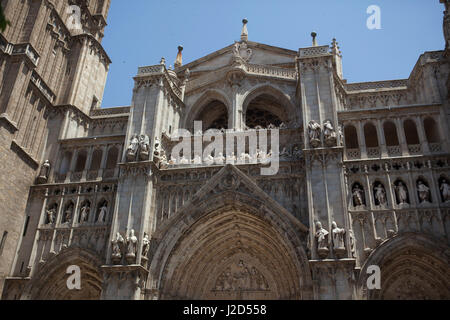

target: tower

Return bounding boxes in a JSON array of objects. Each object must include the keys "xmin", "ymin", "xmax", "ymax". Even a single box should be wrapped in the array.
[{"xmin": 0, "ymin": 0, "xmax": 111, "ymax": 295}]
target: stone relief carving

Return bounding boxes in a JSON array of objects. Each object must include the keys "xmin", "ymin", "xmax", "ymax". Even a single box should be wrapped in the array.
[
  {"xmin": 111, "ymin": 232, "xmax": 124, "ymax": 264},
  {"xmin": 331, "ymin": 221, "xmax": 346, "ymax": 258},
  {"xmin": 213, "ymin": 260, "xmax": 268, "ymax": 292},
  {"xmin": 323, "ymin": 120, "xmax": 337, "ymax": 147},
  {"xmin": 232, "ymin": 41, "xmax": 253, "ymax": 64},
  {"xmin": 37, "ymin": 160, "xmax": 51, "ymax": 184},
  {"xmin": 315, "ymin": 221, "xmax": 329, "ymax": 259},
  {"xmin": 308, "ymin": 120, "xmax": 321, "ymax": 148}
]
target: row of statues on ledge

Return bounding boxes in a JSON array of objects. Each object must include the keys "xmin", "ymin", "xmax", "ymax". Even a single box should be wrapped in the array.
[
  {"xmin": 126, "ymin": 134, "xmax": 150, "ymax": 162},
  {"xmin": 315, "ymin": 221, "xmax": 348, "ymax": 259},
  {"xmin": 45, "ymin": 201, "xmax": 108, "ymax": 225},
  {"xmin": 308, "ymin": 120, "xmax": 343, "ymax": 148},
  {"xmin": 351, "ymin": 178, "xmax": 450, "ymax": 209},
  {"xmin": 111, "ymin": 230, "xmax": 150, "ymax": 265}
]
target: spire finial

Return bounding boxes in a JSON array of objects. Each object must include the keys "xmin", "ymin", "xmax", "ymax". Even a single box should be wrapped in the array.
[
  {"xmin": 174, "ymin": 45, "xmax": 183, "ymax": 68},
  {"xmin": 160, "ymin": 57, "xmax": 166, "ymax": 65},
  {"xmin": 241, "ymin": 19, "xmax": 248, "ymax": 42},
  {"xmin": 311, "ymin": 32, "xmax": 318, "ymax": 47},
  {"xmin": 331, "ymin": 38, "xmax": 341, "ymax": 55}
]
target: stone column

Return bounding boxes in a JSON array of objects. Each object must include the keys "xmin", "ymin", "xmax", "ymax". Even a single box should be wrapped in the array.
[
  {"xmin": 395, "ymin": 118, "xmax": 409, "ymax": 156},
  {"xmin": 414, "ymin": 116, "xmax": 431, "ymax": 155},
  {"xmin": 356, "ymin": 122, "xmax": 367, "ymax": 159},
  {"xmin": 377, "ymin": 119, "xmax": 388, "ymax": 158}
]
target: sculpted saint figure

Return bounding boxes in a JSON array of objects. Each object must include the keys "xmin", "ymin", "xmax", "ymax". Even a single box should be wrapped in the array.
[
  {"xmin": 127, "ymin": 134, "xmax": 139, "ymax": 160},
  {"xmin": 142, "ymin": 233, "xmax": 150, "ymax": 257},
  {"xmin": 417, "ymin": 181, "xmax": 430, "ymax": 203},
  {"xmin": 441, "ymin": 179, "xmax": 450, "ymax": 202},
  {"xmin": 352, "ymin": 185, "xmax": 365, "ymax": 207},
  {"xmin": 395, "ymin": 182, "xmax": 408, "ymax": 205},
  {"xmin": 331, "ymin": 221, "xmax": 346, "ymax": 251},
  {"xmin": 97, "ymin": 203, "xmax": 108, "ymax": 223},
  {"xmin": 111, "ymin": 232, "xmax": 124, "ymax": 262},
  {"xmin": 64, "ymin": 204, "xmax": 74, "ymax": 224},
  {"xmin": 374, "ymin": 184, "xmax": 387, "ymax": 206},
  {"xmin": 38, "ymin": 160, "xmax": 51, "ymax": 183},
  {"xmin": 315, "ymin": 221, "xmax": 329, "ymax": 250},
  {"xmin": 126, "ymin": 229, "xmax": 138, "ymax": 257},
  {"xmin": 139, "ymin": 134, "xmax": 150, "ymax": 160},
  {"xmin": 79, "ymin": 203, "xmax": 90, "ymax": 223},
  {"xmin": 323, "ymin": 120, "xmax": 337, "ymax": 146},
  {"xmin": 46, "ymin": 207, "xmax": 56, "ymax": 225},
  {"xmin": 308, "ymin": 120, "xmax": 321, "ymax": 148}
]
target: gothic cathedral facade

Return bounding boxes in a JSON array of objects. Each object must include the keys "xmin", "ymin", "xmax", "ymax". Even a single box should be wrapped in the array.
[{"xmin": 0, "ymin": 0, "xmax": 449, "ymax": 300}]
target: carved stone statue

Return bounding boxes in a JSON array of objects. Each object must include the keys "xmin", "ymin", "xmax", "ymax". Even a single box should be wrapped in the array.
[
  {"xmin": 352, "ymin": 185, "xmax": 365, "ymax": 207},
  {"xmin": 142, "ymin": 233, "xmax": 150, "ymax": 258},
  {"xmin": 395, "ymin": 182, "xmax": 409, "ymax": 205},
  {"xmin": 417, "ymin": 181, "xmax": 430, "ymax": 203},
  {"xmin": 315, "ymin": 221, "xmax": 329, "ymax": 259},
  {"xmin": 153, "ymin": 138, "xmax": 162, "ymax": 164},
  {"xmin": 97, "ymin": 203, "xmax": 108, "ymax": 223},
  {"xmin": 323, "ymin": 120, "xmax": 337, "ymax": 147},
  {"xmin": 111, "ymin": 232, "xmax": 124, "ymax": 264},
  {"xmin": 79, "ymin": 203, "xmax": 90, "ymax": 223},
  {"xmin": 37, "ymin": 160, "xmax": 51, "ymax": 184},
  {"xmin": 126, "ymin": 229, "xmax": 138, "ymax": 263},
  {"xmin": 348, "ymin": 229, "xmax": 356, "ymax": 258},
  {"xmin": 331, "ymin": 221, "xmax": 346, "ymax": 258},
  {"xmin": 374, "ymin": 184, "xmax": 387, "ymax": 206},
  {"xmin": 127, "ymin": 134, "xmax": 139, "ymax": 161},
  {"xmin": 64, "ymin": 204, "xmax": 74, "ymax": 224},
  {"xmin": 308, "ymin": 120, "xmax": 321, "ymax": 148},
  {"xmin": 160, "ymin": 154, "xmax": 169, "ymax": 169},
  {"xmin": 441, "ymin": 179, "xmax": 450, "ymax": 202},
  {"xmin": 46, "ymin": 206, "xmax": 56, "ymax": 225},
  {"xmin": 139, "ymin": 134, "xmax": 150, "ymax": 160},
  {"xmin": 337, "ymin": 124, "xmax": 344, "ymax": 146}
]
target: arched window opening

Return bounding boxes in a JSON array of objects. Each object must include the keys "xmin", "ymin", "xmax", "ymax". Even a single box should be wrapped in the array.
[
  {"xmin": 423, "ymin": 118, "xmax": 440, "ymax": 143},
  {"xmin": 404, "ymin": 120, "xmax": 420, "ymax": 145},
  {"xmin": 245, "ymin": 94, "xmax": 287, "ymax": 129},
  {"xmin": 383, "ymin": 121, "xmax": 399, "ymax": 146},
  {"xmin": 364, "ymin": 123, "xmax": 379, "ymax": 148},
  {"xmin": 90, "ymin": 149, "xmax": 103, "ymax": 171},
  {"xmin": 106, "ymin": 147, "xmax": 119, "ymax": 169},
  {"xmin": 194, "ymin": 100, "xmax": 228, "ymax": 131},
  {"xmin": 344, "ymin": 125, "xmax": 359, "ymax": 148},
  {"xmin": 74, "ymin": 150, "xmax": 88, "ymax": 172}
]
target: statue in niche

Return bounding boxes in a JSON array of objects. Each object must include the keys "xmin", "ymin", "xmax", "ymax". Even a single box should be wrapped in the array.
[
  {"xmin": 331, "ymin": 221, "xmax": 346, "ymax": 258},
  {"xmin": 37, "ymin": 160, "xmax": 51, "ymax": 184},
  {"xmin": 111, "ymin": 232, "xmax": 124, "ymax": 264},
  {"xmin": 126, "ymin": 229, "xmax": 138, "ymax": 263},
  {"xmin": 348, "ymin": 229, "xmax": 356, "ymax": 258},
  {"xmin": 352, "ymin": 184, "xmax": 365, "ymax": 207},
  {"xmin": 323, "ymin": 120, "xmax": 337, "ymax": 147},
  {"xmin": 395, "ymin": 182, "xmax": 409, "ymax": 205},
  {"xmin": 374, "ymin": 183, "xmax": 387, "ymax": 206},
  {"xmin": 97, "ymin": 202, "xmax": 108, "ymax": 223},
  {"xmin": 315, "ymin": 221, "xmax": 329, "ymax": 259},
  {"xmin": 64, "ymin": 204, "xmax": 74, "ymax": 224},
  {"xmin": 441, "ymin": 179, "xmax": 450, "ymax": 202},
  {"xmin": 308, "ymin": 120, "xmax": 321, "ymax": 148},
  {"xmin": 79, "ymin": 202, "xmax": 90, "ymax": 223},
  {"xmin": 153, "ymin": 138, "xmax": 162, "ymax": 164},
  {"xmin": 126, "ymin": 134, "xmax": 139, "ymax": 161},
  {"xmin": 417, "ymin": 181, "xmax": 431, "ymax": 203},
  {"xmin": 46, "ymin": 205, "xmax": 57, "ymax": 225},
  {"xmin": 142, "ymin": 233, "xmax": 150, "ymax": 258},
  {"xmin": 139, "ymin": 134, "xmax": 150, "ymax": 160},
  {"xmin": 337, "ymin": 124, "xmax": 344, "ymax": 146}
]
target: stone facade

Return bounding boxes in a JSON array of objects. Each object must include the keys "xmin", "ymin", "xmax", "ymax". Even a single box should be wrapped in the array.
[{"xmin": 0, "ymin": 1, "xmax": 449, "ymax": 300}]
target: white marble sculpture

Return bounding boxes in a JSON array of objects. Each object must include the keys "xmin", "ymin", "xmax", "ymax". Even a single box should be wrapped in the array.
[
  {"xmin": 308, "ymin": 120, "xmax": 321, "ymax": 148},
  {"xmin": 417, "ymin": 181, "xmax": 430, "ymax": 203},
  {"xmin": 315, "ymin": 221, "xmax": 329, "ymax": 259},
  {"xmin": 331, "ymin": 221, "xmax": 346, "ymax": 258},
  {"xmin": 127, "ymin": 134, "xmax": 139, "ymax": 161},
  {"xmin": 352, "ymin": 185, "xmax": 365, "ymax": 207},
  {"xmin": 142, "ymin": 233, "xmax": 150, "ymax": 258},
  {"xmin": 46, "ymin": 207, "xmax": 56, "ymax": 225},
  {"xmin": 323, "ymin": 120, "xmax": 337, "ymax": 147},
  {"xmin": 374, "ymin": 184, "xmax": 387, "ymax": 206},
  {"xmin": 97, "ymin": 203, "xmax": 108, "ymax": 223},
  {"xmin": 111, "ymin": 232, "xmax": 124, "ymax": 263},
  {"xmin": 80, "ymin": 203, "xmax": 90, "ymax": 223},
  {"xmin": 126, "ymin": 229, "xmax": 138, "ymax": 263},
  {"xmin": 395, "ymin": 182, "xmax": 409, "ymax": 205}
]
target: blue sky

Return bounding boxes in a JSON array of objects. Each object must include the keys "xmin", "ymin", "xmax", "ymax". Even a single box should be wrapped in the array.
[{"xmin": 100, "ymin": 0, "xmax": 445, "ymax": 108}]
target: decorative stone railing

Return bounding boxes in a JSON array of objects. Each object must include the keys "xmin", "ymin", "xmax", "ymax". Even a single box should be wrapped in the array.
[
  {"xmin": 138, "ymin": 65, "xmax": 165, "ymax": 75},
  {"xmin": 299, "ymin": 45, "xmax": 330, "ymax": 58},
  {"xmin": 30, "ymin": 70, "xmax": 56, "ymax": 103},
  {"xmin": 12, "ymin": 43, "xmax": 40, "ymax": 66},
  {"xmin": 346, "ymin": 149, "xmax": 361, "ymax": 160},
  {"xmin": 387, "ymin": 146, "xmax": 402, "ymax": 157},
  {"xmin": 367, "ymin": 147, "xmax": 381, "ymax": 158},
  {"xmin": 245, "ymin": 63, "xmax": 297, "ymax": 80},
  {"xmin": 345, "ymin": 80, "xmax": 408, "ymax": 92},
  {"xmin": 429, "ymin": 143, "xmax": 443, "ymax": 153},
  {"xmin": 408, "ymin": 144, "xmax": 422, "ymax": 155},
  {"xmin": 90, "ymin": 106, "xmax": 130, "ymax": 117}
]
